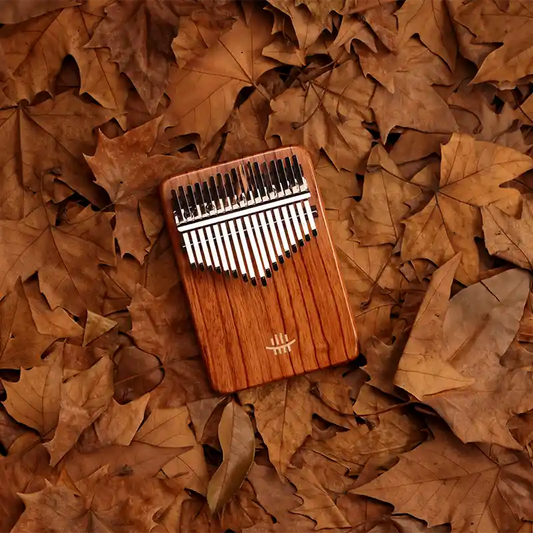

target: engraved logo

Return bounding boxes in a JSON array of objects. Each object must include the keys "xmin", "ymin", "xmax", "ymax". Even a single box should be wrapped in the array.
[{"xmin": 266, "ymin": 333, "xmax": 296, "ymax": 355}]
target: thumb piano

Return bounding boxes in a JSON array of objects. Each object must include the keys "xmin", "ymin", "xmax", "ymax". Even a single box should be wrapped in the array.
[{"xmin": 160, "ymin": 146, "xmax": 358, "ymax": 393}]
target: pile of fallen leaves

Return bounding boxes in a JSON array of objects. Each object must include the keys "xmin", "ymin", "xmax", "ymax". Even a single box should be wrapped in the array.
[{"xmin": 3, "ymin": 0, "xmax": 533, "ymax": 531}]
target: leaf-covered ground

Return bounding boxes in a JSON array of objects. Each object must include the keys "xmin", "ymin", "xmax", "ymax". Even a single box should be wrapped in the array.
[{"xmin": 2, "ymin": 0, "xmax": 533, "ymax": 531}]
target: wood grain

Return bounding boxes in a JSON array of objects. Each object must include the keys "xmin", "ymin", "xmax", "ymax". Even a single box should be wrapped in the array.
[{"xmin": 160, "ymin": 146, "xmax": 358, "ymax": 393}]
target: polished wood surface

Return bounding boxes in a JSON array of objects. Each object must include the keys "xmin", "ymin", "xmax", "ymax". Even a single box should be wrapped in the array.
[{"xmin": 160, "ymin": 146, "xmax": 358, "ymax": 393}]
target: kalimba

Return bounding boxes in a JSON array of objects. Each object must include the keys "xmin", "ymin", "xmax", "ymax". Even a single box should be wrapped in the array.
[{"xmin": 160, "ymin": 146, "xmax": 358, "ymax": 393}]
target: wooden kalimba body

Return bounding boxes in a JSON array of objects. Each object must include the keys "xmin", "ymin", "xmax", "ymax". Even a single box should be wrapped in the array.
[{"xmin": 160, "ymin": 146, "xmax": 358, "ymax": 393}]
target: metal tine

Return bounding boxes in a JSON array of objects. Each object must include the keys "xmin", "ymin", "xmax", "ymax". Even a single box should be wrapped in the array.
[
  {"xmin": 285, "ymin": 157, "xmax": 310, "ymax": 241},
  {"xmin": 237, "ymin": 166, "xmax": 268, "ymax": 284},
  {"xmin": 261, "ymin": 161, "xmax": 285, "ymax": 265},
  {"xmin": 201, "ymin": 180, "xmax": 222, "ymax": 274},
  {"xmin": 192, "ymin": 184, "xmax": 213, "ymax": 270},
  {"xmin": 213, "ymin": 174, "xmax": 238, "ymax": 278},
  {"xmin": 243, "ymin": 164, "xmax": 272, "ymax": 279},
  {"xmin": 185, "ymin": 185, "xmax": 205, "ymax": 270},
  {"xmin": 274, "ymin": 160, "xmax": 299, "ymax": 253},
  {"xmin": 292, "ymin": 155, "xmax": 317, "ymax": 236},
  {"xmin": 283, "ymin": 158, "xmax": 306, "ymax": 247},
  {"xmin": 269, "ymin": 160, "xmax": 292, "ymax": 258},
  {"xmin": 225, "ymin": 172, "xmax": 253, "ymax": 283},
  {"xmin": 208, "ymin": 176, "xmax": 232, "ymax": 276},
  {"xmin": 253, "ymin": 161, "xmax": 279, "ymax": 272},
  {"xmin": 177, "ymin": 186, "xmax": 190, "ymax": 220},
  {"xmin": 173, "ymin": 189, "xmax": 196, "ymax": 269}
]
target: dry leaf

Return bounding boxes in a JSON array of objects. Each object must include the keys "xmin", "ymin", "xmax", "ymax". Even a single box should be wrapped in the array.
[
  {"xmin": 398, "ymin": 267, "xmax": 533, "ymax": 449},
  {"xmin": 44, "ymin": 356, "xmax": 114, "ymax": 465},
  {"xmin": 401, "ymin": 133, "xmax": 533, "ymax": 284},
  {"xmin": 23, "ymin": 279, "xmax": 83, "ymax": 338},
  {"xmin": 394, "ymin": 254, "xmax": 476, "ymax": 399},
  {"xmin": 0, "ymin": 0, "xmax": 79, "ymax": 24},
  {"xmin": 350, "ymin": 145, "xmax": 421, "ymax": 246},
  {"xmin": 286, "ymin": 466, "xmax": 350, "ymax": 529},
  {"xmin": 164, "ymin": 3, "xmax": 277, "ymax": 152},
  {"xmin": 86, "ymin": 118, "xmax": 199, "ymax": 262},
  {"xmin": 355, "ymin": 423, "xmax": 533, "ymax": 532},
  {"xmin": 239, "ymin": 376, "xmax": 312, "ymax": 477},
  {"xmin": 396, "ymin": 0, "xmax": 457, "ymax": 70},
  {"xmin": 309, "ymin": 385, "xmax": 423, "ymax": 475},
  {"xmin": 267, "ymin": 59, "xmax": 374, "ymax": 172},
  {"xmin": 314, "ymin": 155, "xmax": 359, "ymax": 211},
  {"xmin": 2, "ymin": 345, "xmax": 63, "ymax": 437},
  {"xmin": 128, "ymin": 283, "xmax": 199, "ymax": 364},
  {"xmin": 0, "ymin": 279, "xmax": 56, "ymax": 369},
  {"xmin": 171, "ymin": 2, "xmax": 237, "ymax": 68},
  {"xmin": 83, "ymin": 310, "xmax": 117, "ymax": 346},
  {"xmin": 482, "ymin": 196, "xmax": 533, "ymax": 269},
  {"xmin": 94, "ymin": 394, "xmax": 149, "ymax": 446},
  {"xmin": 207, "ymin": 400, "xmax": 255, "ymax": 513},
  {"xmin": 134, "ymin": 405, "xmax": 209, "ymax": 495},
  {"xmin": 0, "ymin": 4, "xmax": 128, "ymax": 117},
  {"xmin": 86, "ymin": 0, "xmax": 182, "ymax": 114},
  {"xmin": 0, "ymin": 442, "xmax": 54, "ymax": 532}
]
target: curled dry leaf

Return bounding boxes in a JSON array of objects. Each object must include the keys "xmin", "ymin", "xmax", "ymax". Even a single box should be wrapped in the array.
[
  {"xmin": 207, "ymin": 400, "xmax": 255, "ymax": 514},
  {"xmin": 44, "ymin": 356, "xmax": 114, "ymax": 466},
  {"xmin": 355, "ymin": 423, "xmax": 533, "ymax": 533},
  {"xmin": 239, "ymin": 376, "xmax": 312, "ymax": 477},
  {"xmin": 134, "ymin": 405, "xmax": 209, "ymax": 495},
  {"xmin": 401, "ymin": 133, "xmax": 533, "ymax": 284}
]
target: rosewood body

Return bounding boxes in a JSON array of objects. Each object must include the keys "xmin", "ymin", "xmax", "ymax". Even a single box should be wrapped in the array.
[{"xmin": 160, "ymin": 146, "xmax": 358, "ymax": 393}]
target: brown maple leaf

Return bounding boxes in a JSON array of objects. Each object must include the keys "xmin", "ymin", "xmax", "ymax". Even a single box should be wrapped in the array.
[
  {"xmin": 0, "ymin": 203, "xmax": 115, "ymax": 316},
  {"xmin": 171, "ymin": 1, "xmax": 237, "ymax": 68},
  {"xmin": 13, "ymin": 465, "xmax": 182, "ymax": 533},
  {"xmin": 0, "ymin": 91, "xmax": 116, "ymax": 218},
  {"xmin": 163, "ymin": 3, "xmax": 277, "ymax": 153},
  {"xmin": 308, "ymin": 385, "xmax": 424, "ymax": 475},
  {"xmin": 0, "ymin": 440, "xmax": 54, "ymax": 532},
  {"xmin": 286, "ymin": 466, "xmax": 351, "ymax": 529},
  {"xmin": 0, "ymin": 0, "xmax": 79, "ymax": 23},
  {"xmin": 482, "ymin": 195, "xmax": 533, "ymax": 270},
  {"xmin": 239, "ymin": 376, "xmax": 312, "ymax": 478},
  {"xmin": 350, "ymin": 144, "xmax": 421, "ymax": 246},
  {"xmin": 355, "ymin": 423, "xmax": 533, "ymax": 532},
  {"xmin": 356, "ymin": 38, "xmax": 457, "ymax": 142},
  {"xmin": 455, "ymin": 0, "xmax": 533, "ymax": 88},
  {"xmin": 44, "ymin": 356, "xmax": 114, "ymax": 466},
  {"xmin": 396, "ymin": 263, "xmax": 533, "ymax": 449},
  {"xmin": 0, "ymin": 4, "xmax": 127, "ymax": 118},
  {"xmin": 86, "ymin": 117, "xmax": 199, "ymax": 262},
  {"xmin": 396, "ymin": 0, "xmax": 457, "ymax": 71},
  {"xmin": 86, "ymin": 0, "xmax": 184, "ymax": 114},
  {"xmin": 401, "ymin": 133, "xmax": 533, "ymax": 285},
  {"xmin": 134, "ymin": 405, "xmax": 209, "ymax": 495},
  {"xmin": 267, "ymin": 59, "xmax": 374, "ymax": 173}
]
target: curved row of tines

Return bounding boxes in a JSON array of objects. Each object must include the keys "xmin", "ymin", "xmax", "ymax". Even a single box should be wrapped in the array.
[{"xmin": 176, "ymin": 196, "xmax": 318, "ymax": 286}]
